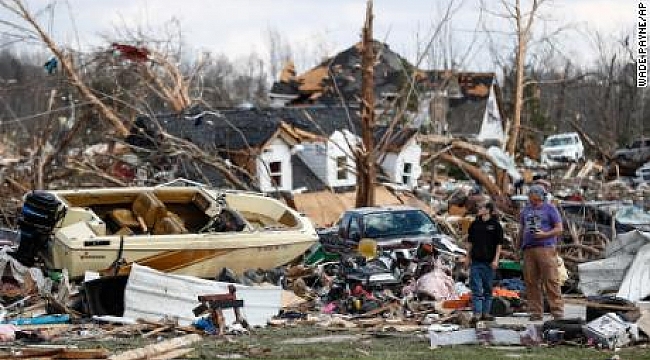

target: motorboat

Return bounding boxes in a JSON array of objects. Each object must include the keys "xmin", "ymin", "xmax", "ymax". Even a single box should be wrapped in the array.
[{"xmin": 14, "ymin": 181, "xmax": 318, "ymax": 278}]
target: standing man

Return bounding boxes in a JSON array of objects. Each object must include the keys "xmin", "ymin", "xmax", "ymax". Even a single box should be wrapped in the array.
[
  {"xmin": 465, "ymin": 202, "xmax": 504, "ymax": 322},
  {"xmin": 518, "ymin": 185, "xmax": 564, "ymax": 321}
]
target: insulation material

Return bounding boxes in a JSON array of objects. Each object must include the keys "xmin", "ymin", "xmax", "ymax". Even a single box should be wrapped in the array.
[
  {"xmin": 578, "ymin": 255, "xmax": 635, "ymax": 296},
  {"xmin": 123, "ymin": 264, "xmax": 281, "ymax": 327}
]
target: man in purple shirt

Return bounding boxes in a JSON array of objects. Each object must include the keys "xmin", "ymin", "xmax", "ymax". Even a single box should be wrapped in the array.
[{"xmin": 517, "ymin": 185, "xmax": 564, "ymax": 321}]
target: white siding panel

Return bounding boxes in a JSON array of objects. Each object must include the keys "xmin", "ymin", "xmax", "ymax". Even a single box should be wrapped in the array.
[{"xmin": 123, "ymin": 264, "xmax": 282, "ymax": 327}]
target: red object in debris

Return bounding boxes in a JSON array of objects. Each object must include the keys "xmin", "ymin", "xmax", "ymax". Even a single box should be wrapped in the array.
[
  {"xmin": 111, "ymin": 43, "xmax": 150, "ymax": 62},
  {"xmin": 111, "ymin": 161, "xmax": 136, "ymax": 180},
  {"xmin": 351, "ymin": 284, "xmax": 375, "ymax": 299}
]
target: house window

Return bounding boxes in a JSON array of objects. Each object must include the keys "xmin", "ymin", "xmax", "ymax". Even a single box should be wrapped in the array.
[
  {"xmin": 336, "ymin": 156, "xmax": 348, "ymax": 180},
  {"xmin": 269, "ymin": 161, "xmax": 282, "ymax": 186},
  {"xmin": 402, "ymin": 162, "xmax": 413, "ymax": 185}
]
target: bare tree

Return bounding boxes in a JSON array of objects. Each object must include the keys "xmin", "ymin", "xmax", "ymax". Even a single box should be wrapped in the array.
[
  {"xmin": 0, "ymin": 0, "xmax": 265, "ymax": 192},
  {"xmin": 355, "ymin": 0, "xmax": 376, "ymax": 207},
  {"xmin": 482, "ymin": 0, "xmax": 551, "ymax": 155}
]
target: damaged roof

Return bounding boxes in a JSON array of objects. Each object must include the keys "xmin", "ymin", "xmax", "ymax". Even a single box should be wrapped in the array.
[
  {"xmin": 374, "ymin": 125, "xmax": 418, "ymax": 152},
  {"xmin": 129, "ymin": 105, "xmax": 365, "ymax": 152},
  {"xmin": 270, "ymin": 40, "xmax": 412, "ymax": 105},
  {"xmin": 270, "ymin": 39, "xmax": 502, "ymax": 139}
]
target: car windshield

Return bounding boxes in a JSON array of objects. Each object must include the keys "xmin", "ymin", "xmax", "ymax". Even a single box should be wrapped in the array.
[
  {"xmin": 544, "ymin": 137, "xmax": 574, "ymax": 147},
  {"xmin": 363, "ymin": 210, "xmax": 438, "ymax": 238}
]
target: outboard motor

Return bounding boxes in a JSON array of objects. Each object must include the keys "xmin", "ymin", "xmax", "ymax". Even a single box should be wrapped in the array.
[{"xmin": 14, "ymin": 191, "xmax": 64, "ymax": 267}]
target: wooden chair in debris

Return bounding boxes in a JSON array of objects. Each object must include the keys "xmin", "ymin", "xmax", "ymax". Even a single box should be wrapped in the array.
[{"xmin": 193, "ymin": 284, "xmax": 249, "ymax": 335}]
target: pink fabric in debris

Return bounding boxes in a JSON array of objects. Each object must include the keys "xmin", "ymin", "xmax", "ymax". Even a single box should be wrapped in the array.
[
  {"xmin": 416, "ymin": 269, "xmax": 458, "ymax": 300},
  {"xmin": 0, "ymin": 324, "xmax": 18, "ymax": 342}
]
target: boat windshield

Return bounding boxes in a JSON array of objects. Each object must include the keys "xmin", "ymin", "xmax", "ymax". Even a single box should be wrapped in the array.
[{"xmin": 363, "ymin": 210, "xmax": 439, "ymax": 239}]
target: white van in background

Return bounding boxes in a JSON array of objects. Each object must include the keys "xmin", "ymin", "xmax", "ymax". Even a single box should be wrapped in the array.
[{"xmin": 540, "ymin": 132, "xmax": 584, "ymax": 165}]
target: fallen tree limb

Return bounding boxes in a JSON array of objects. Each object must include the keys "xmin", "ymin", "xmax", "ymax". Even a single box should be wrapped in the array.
[
  {"xmin": 438, "ymin": 152, "xmax": 503, "ymax": 198},
  {"xmin": 569, "ymin": 117, "xmax": 612, "ymax": 162}
]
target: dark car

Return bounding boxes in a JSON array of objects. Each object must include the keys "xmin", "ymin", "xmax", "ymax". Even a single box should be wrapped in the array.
[
  {"xmin": 613, "ymin": 139, "xmax": 650, "ymax": 167},
  {"xmin": 318, "ymin": 206, "xmax": 451, "ymax": 253}
]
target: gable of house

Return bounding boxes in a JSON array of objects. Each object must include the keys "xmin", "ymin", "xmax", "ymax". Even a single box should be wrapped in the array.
[
  {"xmin": 375, "ymin": 128, "xmax": 422, "ymax": 187},
  {"xmin": 257, "ymin": 137, "xmax": 293, "ymax": 192}
]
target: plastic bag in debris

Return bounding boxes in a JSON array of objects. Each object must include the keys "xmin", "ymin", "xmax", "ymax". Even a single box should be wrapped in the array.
[
  {"xmin": 193, "ymin": 317, "xmax": 218, "ymax": 335},
  {"xmin": 557, "ymin": 256, "xmax": 569, "ymax": 285}
]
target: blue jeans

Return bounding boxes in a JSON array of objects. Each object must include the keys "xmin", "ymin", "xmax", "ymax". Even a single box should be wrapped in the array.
[{"xmin": 470, "ymin": 262, "xmax": 495, "ymax": 316}]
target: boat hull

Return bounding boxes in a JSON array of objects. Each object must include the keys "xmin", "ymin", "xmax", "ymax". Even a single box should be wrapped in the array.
[
  {"xmin": 27, "ymin": 185, "xmax": 318, "ymax": 278},
  {"xmin": 46, "ymin": 234, "xmax": 315, "ymax": 278}
]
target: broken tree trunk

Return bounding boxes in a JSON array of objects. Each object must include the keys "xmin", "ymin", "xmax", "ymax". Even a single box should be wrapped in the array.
[
  {"xmin": 355, "ymin": 0, "xmax": 376, "ymax": 208},
  {"xmin": 569, "ymin": 116, "xmax": 612, "ymax": 162}
]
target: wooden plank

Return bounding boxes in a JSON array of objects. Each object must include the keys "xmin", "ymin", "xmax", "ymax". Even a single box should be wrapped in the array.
[
  {"xmin": 148, "ymin": 348, "xmax": 194, "ymax": 360},
  {"xmin": 563, "ymin": 163, "xmax": 577, "ymax": 179},
  {"xmin": 0, "ymin": 348, "xmax": 107, "ymax": 359},
  {"xmin": 142, "ymin": 326, "xmax": 172, "ymax": 339},
  {"xmin": 55, "ymin": 348, "xmax": 109, "ymax": 359},
  {"xmin": 108, "ymin": 334, "xmax": 202, "ymax": 360},
  {"xmin": 564, "ymin": 298, "xmax": 638, "ymax": 311}
]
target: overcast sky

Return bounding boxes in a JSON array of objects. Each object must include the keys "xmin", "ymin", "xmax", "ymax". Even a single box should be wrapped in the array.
[{"xmin": 19, "ymin": 0, "xmax": 635, "ymax": 74}]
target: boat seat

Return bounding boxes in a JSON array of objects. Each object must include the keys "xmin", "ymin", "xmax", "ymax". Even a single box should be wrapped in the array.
[
  {"xmin": 107, "ymin": 209, "xmax": 140, "ymax": 230},
  {"xmin": 153, "ymin": 213, "xmax": 188, "ymax": 235},
  {"xmin": 132, "ymin": 192, "xmax": 167, "ymax": 232},
  {"xmin": 217, "ymin": 209, "xmax": 247, "ymax": 232}
]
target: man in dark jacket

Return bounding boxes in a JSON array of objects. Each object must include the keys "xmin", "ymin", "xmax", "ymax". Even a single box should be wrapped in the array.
[{"xmin": 465, "ymin": 202, "xmax": 504, "ymax": 322}]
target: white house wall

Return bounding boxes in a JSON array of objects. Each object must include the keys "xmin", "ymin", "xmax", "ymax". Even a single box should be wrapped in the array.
[
  {"xmin": 379, "ymin": 137, "xmax": 422, "ymax": 188},
  {"xmin": 477, "ymin": 84, "xmax": 505, "ymax": 143},
  {"xmin": 326, "ymin": 130, "xmax": 357, "ymax": 187},
  {"xmin": 257, "ymin": 137, "xmax": 292, "ymax": 192}
]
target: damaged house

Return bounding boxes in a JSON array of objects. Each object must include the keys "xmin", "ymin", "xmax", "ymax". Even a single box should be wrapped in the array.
[
  {"xmin": 416, "ymin": 71, "xmax": 506, "ymax": 145},
  {"xmin": 129, "ymin": 106, "xmax": 423, "ymax": 195},
  {"xmin": 129, "ymin": 109, "xmax": 301, "ymax": 193},
  {"xmin": 269, "ymin": 40, "xmax": 506, "ymax": 146}
]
